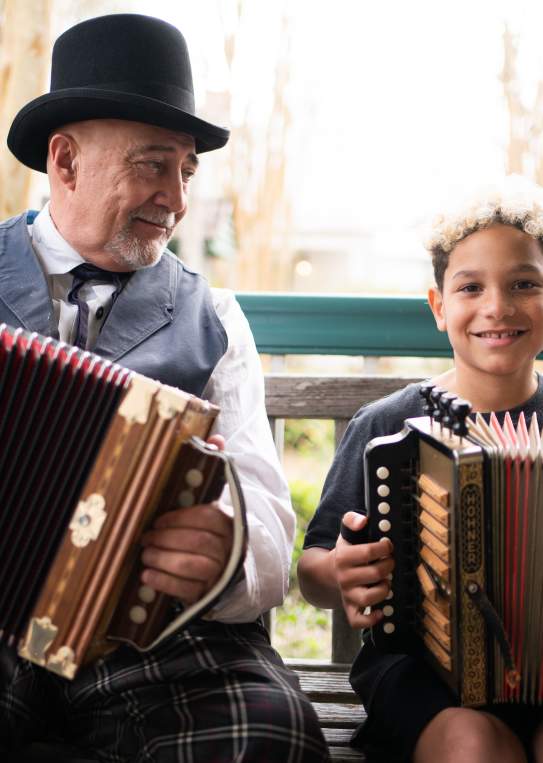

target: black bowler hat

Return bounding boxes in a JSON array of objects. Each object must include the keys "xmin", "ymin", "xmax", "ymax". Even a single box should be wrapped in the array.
[{"xmin": 7, "ymin": 13, "xmax": 230, "ymax": 173}]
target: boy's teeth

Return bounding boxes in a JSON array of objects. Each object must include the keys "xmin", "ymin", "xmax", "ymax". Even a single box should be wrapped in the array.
[{"xmin": 479, "ymin": 330, "xmax": 520, "ymax": 338}]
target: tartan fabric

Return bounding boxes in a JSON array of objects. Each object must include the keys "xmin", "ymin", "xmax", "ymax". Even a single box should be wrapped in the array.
[{"xmin": 0, "ymin": 619, "xmax": 330, "ymax": 762}]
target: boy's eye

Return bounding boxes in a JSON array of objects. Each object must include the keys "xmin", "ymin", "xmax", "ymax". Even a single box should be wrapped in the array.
[
  {"xmin": 458, "ymin": 283, "xmax": 481, "ymax": 293},
  {"xmin": 512, "ymin": 280, "xmax": 537, "ymax": 290}
]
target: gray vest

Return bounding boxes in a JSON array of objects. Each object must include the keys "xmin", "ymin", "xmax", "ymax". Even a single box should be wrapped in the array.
[{"xmin": 0, "ymin": 212, "xmax": 227, "ymax": 396}]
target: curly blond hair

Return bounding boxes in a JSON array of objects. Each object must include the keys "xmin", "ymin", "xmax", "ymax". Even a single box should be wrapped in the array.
[{"xmin": 425, "ymin": 175, "xmax": 543, "ymax": 290}]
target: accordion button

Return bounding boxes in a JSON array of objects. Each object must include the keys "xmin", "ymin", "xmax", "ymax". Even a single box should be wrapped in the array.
[
  {"xmin": 385, "ymin": 590, "xmax": 393, "ymax": 600},
  {"xmin": 378, "ymin": 502, "xmax": 390, "ymax": 514},
  {"xmin": 376, "ymin": 466, "xmax": 390, "ymax": 479},
  {"xmin": 186, "ymin": 468, "xmax": 204, "ymax": 488},
  {"xmin": 377, "ymin": 484, "xmax": 390, "ymax": 497},
  {"xmin": 383, "ymin": 605, "xmax": 394, "ymax": 616},
  {"xmin": 138, "ymin": 585, "xmax": 157, "ymax": 603},
  {"xmin": 129, "ymin": 605, "xmax": 148, "ymax": 624},
  {"xmin": 178, "ymin": 489, "xmax": 195, "ymax": 507},
  {"xmin": 383, "ymin": 622, "xmax": 395, "ymax": 634},
  {"xmin": 378, "ymin": 519, "xmax": 391, "ymax": 532}
]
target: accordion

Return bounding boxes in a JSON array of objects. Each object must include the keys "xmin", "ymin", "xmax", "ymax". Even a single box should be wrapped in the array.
[
  {"xmin": 0, "ymin": 324, "xmax": 247, "ymax": 679},
  {"xmin": 348, "ymin": 385, "xmax": 542, "ymax": 707}
]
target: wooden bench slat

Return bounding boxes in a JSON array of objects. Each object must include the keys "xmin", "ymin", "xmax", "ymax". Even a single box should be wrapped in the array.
[
  {"xmin": 329, "ymin": 747, "xmax": 366, "ymax": 762},
  {"xmin": 265, "ymin": 375, "xmax": 419, "ymax": 418},
  {"xmin": 285, "ymin": 659, "xmax": 352, "ymax": 672},
  {"xmin": 311, "ymin": 702, "xmax": 366, "ymax": 728},
  {"xmin": 324, "ymin": 728, "xmax": 356, "ymax": 745},
  {"xmin": 295, "ymin": 670, "xmax": 360, "ymax": 704}
]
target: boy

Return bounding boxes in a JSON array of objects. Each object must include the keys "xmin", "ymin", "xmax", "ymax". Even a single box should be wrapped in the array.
[{"xmin": 298, "ymin": 176, "xmax": 543, "ymax": 763}]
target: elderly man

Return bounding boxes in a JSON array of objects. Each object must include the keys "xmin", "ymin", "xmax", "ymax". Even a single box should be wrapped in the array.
[{"xmin": 0, "ymin": 13, "xmax": 328, "ymax": 763}]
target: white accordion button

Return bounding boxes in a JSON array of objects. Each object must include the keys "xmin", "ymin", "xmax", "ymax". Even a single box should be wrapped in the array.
[
  {"xmin": 383, "ymin": 605, "xmax": 394, "ymax": 617},
  {"xmin": 185, "ymin": 468, "xmax": 204, "ymax": 488},
  {"xmin": 378, "ymin": 519, "xmax": 391, "ymax": 532},
  {"xmin": 385, "ymin": 590, "xmax": 394, "ymax": 600},
  {"xmin": 376, "ymin": 466, "xmax": 390, "ymax": 479},
  {"xmin": 138, "ymin": 585, "xmax": 156, "ymax": 604},
  {"xmin": 129, "ymin": 605, "xmax": 147, "ymax": 624},
  {"xmin": 178, "ymin": 489, "xmax": 195, "ymax": 507},
  {"xmin": 377, "ymin": 484, "xmax": 390, "ymax": 497},
  {"xmin": 383, "ymin": 622, "xmax": 395, "ymax": 634},
  {"xmin": 377, "ymin": 502, "xmax": 390, "ymax": 514}
]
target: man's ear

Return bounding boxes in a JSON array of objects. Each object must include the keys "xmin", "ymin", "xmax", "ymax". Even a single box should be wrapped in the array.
[
  {"xmin": 428, "ymin": 286, "xmax": 447, "ymax": 332},
  {"xmin": 47, "ymin": 132, "xmax": 78, "ymax": 190}
]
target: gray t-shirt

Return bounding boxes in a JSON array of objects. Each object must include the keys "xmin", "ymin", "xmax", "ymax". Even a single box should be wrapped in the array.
[{"xmin": 304, "ymin": 375, "xmax": 543, "ymax": 551}]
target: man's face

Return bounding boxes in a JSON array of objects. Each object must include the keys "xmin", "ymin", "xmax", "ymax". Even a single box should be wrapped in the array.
[
  {"xmin": 428, "ymin": 223, "xmax": 543, "ymax": 383},
  {"xmin": 66, "ymin": 120, "xmax": 198, "ymax": 269}
]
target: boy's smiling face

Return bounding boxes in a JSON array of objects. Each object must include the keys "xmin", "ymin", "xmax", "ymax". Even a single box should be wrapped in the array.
[{"xmin": 428, "ymin": 223, "xmax": 543, "ymax": 384}]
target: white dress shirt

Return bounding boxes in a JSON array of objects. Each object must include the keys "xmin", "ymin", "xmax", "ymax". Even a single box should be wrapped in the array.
[{"xmin": 29, "ymin": 205, "xmax": 295, "ymax": 622}]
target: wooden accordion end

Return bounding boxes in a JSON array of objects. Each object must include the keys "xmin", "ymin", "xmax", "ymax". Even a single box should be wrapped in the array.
[
  {"xmin": 346, "ymin": 386, "xmax": 542, "ymax": 707},
  {"xmin": 0, "ymin": 324, "xmax": 247, "ymax": 679}
]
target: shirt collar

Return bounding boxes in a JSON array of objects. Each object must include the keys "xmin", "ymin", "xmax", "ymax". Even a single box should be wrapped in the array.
[{"xmin": 31, "ymin": 202, "xmax": 85, "ymax": 276}]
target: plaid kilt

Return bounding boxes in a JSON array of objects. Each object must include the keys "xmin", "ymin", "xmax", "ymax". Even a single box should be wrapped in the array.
[{"xmin": 0, "ymin": 619, "xmax": 330, "ymax": 762}]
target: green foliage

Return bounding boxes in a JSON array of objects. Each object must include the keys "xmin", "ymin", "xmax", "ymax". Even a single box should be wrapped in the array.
[
  {"xmin": 289, "ymin": 479, "xmax": 321, "ymax": 583},
  {"xmin": 273, "ymin": 419, "xmax": 335, "ymax": 660},
  {"xmin": 274, "ymin": 591, "xmax": 331, "ymax": 659},
  {"xmin": 284, "ymin": 418, "xmax": 334, "ymax": 456}
]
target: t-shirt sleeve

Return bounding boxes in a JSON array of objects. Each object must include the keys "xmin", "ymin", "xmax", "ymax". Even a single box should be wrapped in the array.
[{"xmin": 303, "ymin": 382, "xmax": 424, "ymax": 551}]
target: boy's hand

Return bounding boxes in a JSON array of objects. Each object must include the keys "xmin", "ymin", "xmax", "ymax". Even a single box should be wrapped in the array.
[{"xmin": 334, "ymin": 511, "xmax": 394, "ymax": 629}]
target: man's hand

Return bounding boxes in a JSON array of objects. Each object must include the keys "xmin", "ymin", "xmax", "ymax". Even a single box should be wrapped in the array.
[
  {"xmin": 334, "ymin": 511, "xmax": 394, "ymax": 629},
  {"xmin": 140, "ymin": 434, "xmax": 234, "ymax": 604}
]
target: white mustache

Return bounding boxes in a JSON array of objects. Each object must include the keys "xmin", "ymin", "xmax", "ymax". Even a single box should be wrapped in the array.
[{"xmin": 131, "ymin": 208, "xmax": 176, "ymax": 230}]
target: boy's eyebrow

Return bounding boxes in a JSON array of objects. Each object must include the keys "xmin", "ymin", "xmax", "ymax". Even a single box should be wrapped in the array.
[
  {"xmin": 126, "ymin": 144, "xmax": 199, "ymax": 167},
  {"xmin": 451, "ymin": 264, "xmax": 543, "ymax": 280}
]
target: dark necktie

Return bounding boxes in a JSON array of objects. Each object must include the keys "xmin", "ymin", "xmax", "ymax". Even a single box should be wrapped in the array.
[{"xmin": 67, "ymin": 263, "xmax": 126, "ymax": 349}]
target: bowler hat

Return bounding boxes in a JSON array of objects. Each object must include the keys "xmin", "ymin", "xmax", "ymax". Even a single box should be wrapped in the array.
[{"xmin": 7, "ymin": 13, "xmax": 230, "ymax": 173}]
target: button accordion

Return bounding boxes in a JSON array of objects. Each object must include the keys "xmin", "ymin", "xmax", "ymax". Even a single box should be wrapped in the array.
[
  {"xmin": 343, "ymin": 385, "xmax": 542, "ymax": 707},
  {"xmin": 0, "ymin": 324, "xmax": 247, "ymax": 679}
]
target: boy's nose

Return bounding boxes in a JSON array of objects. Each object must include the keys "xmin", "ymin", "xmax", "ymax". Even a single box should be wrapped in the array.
[{"xmin": 483, "ymin": 291, "xmax": 515, "ymax": 319}]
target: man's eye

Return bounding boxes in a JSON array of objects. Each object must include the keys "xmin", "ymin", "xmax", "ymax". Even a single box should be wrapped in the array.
[
  {"xmin": 459, "ymin": 283, "xmax": 481, "ymax": 293},
  {"xmin": 137, "ymin": 160, "xmax": 163, "ymax": 172},
  {"xmin": 182, "ymin": 169, "xmax": 195, "ymax": 183}
]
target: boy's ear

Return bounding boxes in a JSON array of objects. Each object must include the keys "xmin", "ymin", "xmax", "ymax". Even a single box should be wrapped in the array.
[{"xmin": 428, "ymin": 287, "xmax": 447, "ymax": 332}]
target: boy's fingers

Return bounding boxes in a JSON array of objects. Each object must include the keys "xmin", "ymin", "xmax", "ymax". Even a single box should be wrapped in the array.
[
  {"xmin": 342, "ymin": 511, "xmax": 366, "ymax": 531},
  {"xmin": 339, "ymin": 511, "xmax": 367, "ymax": 545}
]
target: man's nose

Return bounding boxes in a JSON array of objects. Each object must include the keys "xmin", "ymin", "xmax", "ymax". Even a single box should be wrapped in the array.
[{"xmin": 154, "ymin": 172, "xmax": 187, "ymax": 215}]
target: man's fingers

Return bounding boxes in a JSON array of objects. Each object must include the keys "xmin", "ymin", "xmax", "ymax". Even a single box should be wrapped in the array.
[
  {"xmin": 147, "ymin": 503, "xmax": 233, "ymax": 539},
  {"xmin": 141, "ymin": 546, "xmax": 223, "ymax": 586},
  {"xmin": 140, "ymin": 567, "xmax": 206, "ymax": 604},
  {"xmin": 206, "ymin": 433, "xmax": 225, "ymax": 451},
  {"xmin": 141, "ymin": 527, "xmax": 226, "ymax": 564}
]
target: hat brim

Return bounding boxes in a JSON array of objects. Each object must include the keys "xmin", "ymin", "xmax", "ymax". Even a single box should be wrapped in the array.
[{"xmin": 7, "ymin": 88, "xmax": 230, "ymax": 173}]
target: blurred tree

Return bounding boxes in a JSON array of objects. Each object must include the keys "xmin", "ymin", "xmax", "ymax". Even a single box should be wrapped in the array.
[
  {"xmin": 501, "ymin": 24, "xmax": 543, "ymax": 182},
  {"xmin": 0, "ymin": 0, "xmax": 53, "ymax": 218},
  {"xmin": 217, "ymin": 1, "xmax": 294, "ymax": 290}
]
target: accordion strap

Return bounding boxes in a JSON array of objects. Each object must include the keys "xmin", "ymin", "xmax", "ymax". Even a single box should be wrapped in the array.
[{"xmin": 466, "ymin": 581, "xmax": 520, "ymax": 689}]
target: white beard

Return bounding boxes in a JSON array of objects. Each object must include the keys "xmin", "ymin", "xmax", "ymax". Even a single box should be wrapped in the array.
[{"xmin": 105, "ymin": 207, "xmax": 176, "ymax": 269}]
